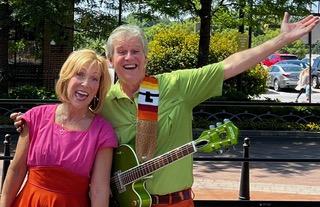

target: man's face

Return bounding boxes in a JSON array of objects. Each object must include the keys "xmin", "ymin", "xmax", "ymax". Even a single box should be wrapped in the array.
[{"xmin": 110, "ymin": 36, "xmax": 146, "ymax": 87}]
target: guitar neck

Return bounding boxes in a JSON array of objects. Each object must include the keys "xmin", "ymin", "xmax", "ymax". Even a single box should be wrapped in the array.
[{"xmin": 119, "ymin": 142, "xmax": 196, "ymax": 186}]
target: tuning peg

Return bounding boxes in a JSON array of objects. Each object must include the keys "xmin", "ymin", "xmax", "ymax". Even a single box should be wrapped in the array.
[
  {"xmin": 216, "ymin": 122, "xmax": 222, "ymax": 127},
  {"xmin": 209, "ymin": 125, "xmax": 215, "ymax": 129},
  {"xmin": 223, "ymin": 118, "xmax": 230, "ymax": 123}
]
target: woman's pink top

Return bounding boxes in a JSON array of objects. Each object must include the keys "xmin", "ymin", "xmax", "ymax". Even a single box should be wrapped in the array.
[{"xmin": 22, "ymin": 104, "xmax": 118, "ymax": 177}]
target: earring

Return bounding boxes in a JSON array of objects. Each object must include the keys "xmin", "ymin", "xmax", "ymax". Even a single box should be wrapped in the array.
[{"xmin": 89, "ymin": 96, "xmax": 100, "ymax": 111}]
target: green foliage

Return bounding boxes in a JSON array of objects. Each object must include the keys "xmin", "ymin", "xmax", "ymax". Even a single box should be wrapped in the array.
[
  {"xmin": 215, "ymin": 64, "xmax": 269, "ymax": 101},
  {"xmin": 147, "ymin": 23, "xmax": 199, "ymax": 74},
  {"xmin": 312, "ymin": 41, "xmax": 320, "ymax": 54},
  {"xmin": 9, "ymin": 0, "xmax": 74, "ymax": 41},
  {"xmin": 7, "ymin": 85, "xmax": 56, "ymax": 99},
  {"xmin": 211, "ymin": 7, "xmax": 241, "ymax": 32},
  {"xmin": 74, "ymin": 6, "xmax": 117, "ymax": 43},
  {"xmin": 209, "ymin": 29, "xmax": 238, "ymax": 62},
  {"xmin": 74, "ymin": 35, "xmax": 105, "ymax": 55},
  {"xmin": 8, "ymin": 39, "xmax": 26, "ymax": 53},
  {"xmin": 253, "ymin": 29, "xmax": 279, "ymax": 46},
  {"xmin": 147, "ymin": 24, "xmax": 238, "ymax": 75},
  {"xmin": 147, "ymin": 23, "xmax": 268, "ymax": 100},
  {"xmin": 253, "ymin": 29, "xmax": 307, "ymax": 58},
  {"xmin": 284, "ymin": 40, "xmax": 308, "ymax": 59}
]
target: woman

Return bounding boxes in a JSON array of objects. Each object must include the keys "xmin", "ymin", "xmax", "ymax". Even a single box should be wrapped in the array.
[
  {"xmin": 0, "ymin": 49, "xmax": 118, "ymax": 207},
  {"xmin": 295, "ymin": 67, "xmax": 310, "ymax": 102}
]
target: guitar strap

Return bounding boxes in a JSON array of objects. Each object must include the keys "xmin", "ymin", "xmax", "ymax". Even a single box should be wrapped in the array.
[{"xmin": 136, "ymin": 76, "xmax": 159, "ymax": 163}]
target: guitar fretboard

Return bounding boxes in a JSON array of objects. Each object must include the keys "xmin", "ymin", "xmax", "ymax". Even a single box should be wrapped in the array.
[{"xmin": 119, "ymin": 142, "xmax": 195, "ymax": 186}]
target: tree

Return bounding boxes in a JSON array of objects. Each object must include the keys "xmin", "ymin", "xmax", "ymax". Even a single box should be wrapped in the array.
[
  {"xmin": 138, "ymin": 0, "xmax": 313, "ymax": 67},
  {"xmin": 73, "ymin": 1, "xmax": 118, "ymax": 52},
  {"xmin": 0, "ymin": 0, "xmax": 11, "ymax": 94}
]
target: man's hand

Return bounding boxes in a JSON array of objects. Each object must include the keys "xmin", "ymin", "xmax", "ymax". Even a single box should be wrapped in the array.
[
  {"xmin": 281, "ymin": 12, "xmax": 320, "ymax": 43},
  {"xmin": 10, "ymin": 112, "xmax": 24, "ymax": 133},
  {"xmin": 223, "ymin": 12, "xmax": 319, "ymax": 80}
]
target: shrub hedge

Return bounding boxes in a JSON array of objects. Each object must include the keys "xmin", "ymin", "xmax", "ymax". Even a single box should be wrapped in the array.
[{"xmin": 146, "ymin": 24, "xmax": 267, "ymax": 100}]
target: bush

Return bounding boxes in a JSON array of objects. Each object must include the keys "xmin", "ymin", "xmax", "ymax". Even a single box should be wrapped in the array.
[
  {"xmin": 147, "ymin": 24, "xmax": 199, "ymax": 74},
  {"xmin": 215, "ymin": 64, "xmax": 269, "ymax": 101},
  {"xmin": 208, "ymin": 30, "xmax": 238, "ymax": 62},
  {"xmin": 7, "ymin": 85, "xmax": 56, "ymax": 99},
  {"xmin": 147, "ymin": 23, "xmax": 267, "ymax": 100}
]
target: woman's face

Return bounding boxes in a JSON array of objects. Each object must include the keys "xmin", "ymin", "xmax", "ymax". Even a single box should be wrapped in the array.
[
  {"xmin": 67, "ymin": 62, "xmax": 101, "ymax": 109},
  {"xmin": 110, "ymin": 36, "xmax": 146, "ymax": 86}
]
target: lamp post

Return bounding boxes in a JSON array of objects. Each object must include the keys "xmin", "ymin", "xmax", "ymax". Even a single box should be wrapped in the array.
[
  {"xmin": 308, "ymin": 1, "xmax": 320, "ymax": 103},
  {"xmin": 118, "ymin": 0, "xmax": 122, "ymax": 26}
]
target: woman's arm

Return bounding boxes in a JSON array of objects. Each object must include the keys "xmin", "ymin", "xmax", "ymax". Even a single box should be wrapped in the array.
[
  {"xmin": 90, "ymin": 148, "xmax": 113, "ymax": 207},
  {"xmin": 0, "ymin": 125, "xmax": 30, "ymax": 207}
]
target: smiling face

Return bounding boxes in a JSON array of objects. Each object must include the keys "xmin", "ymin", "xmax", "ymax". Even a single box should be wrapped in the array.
[
  {"xmin": 110, "ymin": 36, "xmax": 147, "ymax": 89},
  {"xmin": 66, "ymin": 61, "xmax": 101, "ymax": 110}
]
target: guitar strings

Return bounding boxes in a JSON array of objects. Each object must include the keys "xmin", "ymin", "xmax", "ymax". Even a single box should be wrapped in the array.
[{"xmin": 120, "ymin": 143, "xmax": 194, "ymax": 185}]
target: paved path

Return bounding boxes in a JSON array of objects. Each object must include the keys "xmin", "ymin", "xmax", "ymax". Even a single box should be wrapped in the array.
[{"xmin": 192, "ymin": 136, "xmax": 320, "ymax": 201}]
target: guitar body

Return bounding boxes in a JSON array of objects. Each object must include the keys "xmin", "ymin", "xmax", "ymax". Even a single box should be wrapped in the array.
[
  {"xmin": 111, "ymin": 145, "xmax": 152, "ymax": 207},
  {"xmin": 110, "ymin": 120, "xmax": 239, "ymax": 207}
]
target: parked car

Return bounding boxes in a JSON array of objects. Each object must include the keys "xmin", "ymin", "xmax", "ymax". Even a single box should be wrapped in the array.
[
  {"xmin": 311, "ymin": 56, "xmax": 320, "ymax": 88},
  {"xmin": 276, "ymin": 60, "xmax": 309, "ymax": 69},
  {"xmin": 301, "ymin": 54, "xmax": 320, "ymax": 65},
  {"xmin": 262, "ymin": 53, "xmax": 298, "ymax": 67},
  {"xmin": 266, "ymin": 63, "xmax": 303, "ymax": 91}
]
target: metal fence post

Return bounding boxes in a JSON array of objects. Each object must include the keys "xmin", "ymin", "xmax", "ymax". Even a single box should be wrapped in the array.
[
  {"xmin": 239, "ymin": 137, "xmax": 250, "ymax": 200},
  {"xmin": 1, "ymin": 134, "xmax": 11, "ymax": 192}
]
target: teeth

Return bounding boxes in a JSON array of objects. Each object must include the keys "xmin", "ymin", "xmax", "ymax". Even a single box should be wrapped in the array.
[
  {"xmin": 76, "ymin": 90, "xmax": 88, "ymax": 96},
  {"xmin": 124, "ymin": 64, "xmax": 137, "ymax": 70}
]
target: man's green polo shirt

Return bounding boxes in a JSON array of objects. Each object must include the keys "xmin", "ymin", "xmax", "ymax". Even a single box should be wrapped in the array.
[{"xmin": 101, "ymin": 62, "xmax": 224, "ymax": 195}]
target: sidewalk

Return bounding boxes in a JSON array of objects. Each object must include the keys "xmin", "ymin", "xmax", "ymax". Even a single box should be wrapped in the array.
[
  {"xmin": 193, "ymin": 163, "xmax": 320, "ymax": 201},
  {"xmin": 192, "ymin": 136, "xmax": 320, "ymax": 201}
]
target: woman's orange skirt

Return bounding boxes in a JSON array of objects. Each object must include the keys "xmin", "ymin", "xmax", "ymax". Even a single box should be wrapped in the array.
[{"xmin": 12, "ymin": 167, "xmax": 90, "ymax": 207}]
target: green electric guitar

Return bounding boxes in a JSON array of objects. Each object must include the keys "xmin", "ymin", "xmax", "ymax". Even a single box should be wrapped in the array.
[{"xmin": 110, "ymin": 120, "xmax": 239, "ymax": 207}]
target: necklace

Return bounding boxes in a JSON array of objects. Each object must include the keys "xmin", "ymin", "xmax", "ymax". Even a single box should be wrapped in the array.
[{"xmin": 56, "ymin": 104, "xmax": 90, "ymax": 135}]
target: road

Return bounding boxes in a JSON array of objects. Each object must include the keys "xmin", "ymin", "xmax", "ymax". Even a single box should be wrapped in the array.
[{"xmin": 253, "ymin": 88, "xmax": 320, "ymax": 103}]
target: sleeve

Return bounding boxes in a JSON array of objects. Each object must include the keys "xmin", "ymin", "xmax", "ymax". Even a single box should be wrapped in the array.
[
  {"xmin": 21, "ymin": 107, "xmax": 38, "ymax": 141},
  {"xmin": 160, "ymin": 62, "xmax": 224, "ymax": 108},
  {"xmin": 20, "ymin": 105, "xmax": 53, "ymax": 142},
  {"xmin": 96, "ymin": 118, "xmax": 118, "ymax": 149}
]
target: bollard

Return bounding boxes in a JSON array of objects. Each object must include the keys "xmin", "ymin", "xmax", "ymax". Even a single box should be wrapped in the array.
[
  {"xmin": 1, "ymin": 134, "xmax": 11, "ymax": 192},
  {"xmin": 239, "ymin": 137, "xmax": 250, "ymax": 200}
]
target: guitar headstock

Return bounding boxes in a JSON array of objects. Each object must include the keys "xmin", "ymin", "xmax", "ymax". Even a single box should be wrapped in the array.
[{"xmin": 194, "ymin": 119, "xmax": 238, "ymax": 153}]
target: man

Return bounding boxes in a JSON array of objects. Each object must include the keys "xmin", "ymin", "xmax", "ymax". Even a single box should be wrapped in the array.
[{"xmin": 12, "ymin": 12, "xmax": 319, "ymax": 207}]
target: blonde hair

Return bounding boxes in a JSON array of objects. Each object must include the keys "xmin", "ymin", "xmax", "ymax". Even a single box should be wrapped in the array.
[
  {"xmin": 105, "ymin": 24, "xmax": 148, "ymax": 60},
  {"xmin": 55, "ymin": 49, "xmax": 110, "ymax": 113}
]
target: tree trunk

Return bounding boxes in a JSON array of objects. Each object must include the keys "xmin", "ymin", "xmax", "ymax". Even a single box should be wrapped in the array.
[
  {"xmin": 197, "ymin": 0, "xmax": 212, "ymax": 67},
  {"xmin": 0, "ymin": 1, "xmax": 9, "ymax": 94}
]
